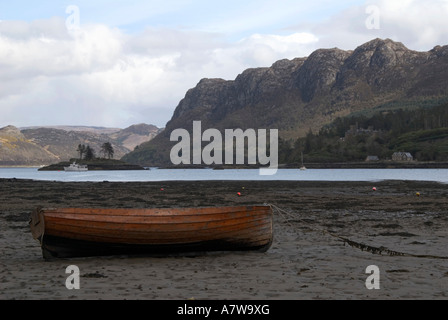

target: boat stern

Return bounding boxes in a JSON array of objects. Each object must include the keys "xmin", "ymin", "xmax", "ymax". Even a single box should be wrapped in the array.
[{"xmin": 29, "ymin": 207, "xmax": 45, "ymax": 244}]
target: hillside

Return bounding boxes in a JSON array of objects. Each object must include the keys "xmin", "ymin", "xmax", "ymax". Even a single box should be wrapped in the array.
[
  {"xmin": 0, "ymin": 124, "xmax": 161, "ymax": 166},
  {"xmin": 107, "ymin": 124, "xmax": 162, "ymax": 151},
  {"xmin": 0, "ymin": 126, "xmax": 60, "ymax": 166},
  {"xmin": 122, "ymin": 38, "xmax": 448, "ymax": 166},
  {"xmin": 280, "ymin": 102, "xmax": 448, "ymax": 165}
]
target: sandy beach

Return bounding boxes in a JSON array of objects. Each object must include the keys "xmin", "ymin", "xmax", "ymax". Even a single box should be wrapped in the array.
[{"xmin": 1, "ymin": 178, "xmax": 447, "ymax": 300}]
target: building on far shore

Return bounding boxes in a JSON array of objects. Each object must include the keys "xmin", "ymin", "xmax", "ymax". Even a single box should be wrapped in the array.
[
  {"xmin": 365, "ymin": 155, "xmax": 380, "ymax": 162},
  {"xmin": 392, "ymin": 152, "xmax": 414, "ymax": 162},
  {"xmin": 345, "ymin": 124, "xmax": 379, "ymax": 139}
]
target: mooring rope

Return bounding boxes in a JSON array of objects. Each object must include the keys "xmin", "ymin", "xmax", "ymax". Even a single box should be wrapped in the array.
[{"xmin": 266, "ymin": 203, "xmax": 448, "ymax": 260}]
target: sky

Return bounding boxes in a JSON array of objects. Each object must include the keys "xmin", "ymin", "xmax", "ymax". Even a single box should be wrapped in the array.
[{"xmin": 1, "ymin": 0, "xmax": 448, "ymax": 129}]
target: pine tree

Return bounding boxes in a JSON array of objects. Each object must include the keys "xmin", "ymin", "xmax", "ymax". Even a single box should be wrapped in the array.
[
  {"xmin": 84, "ymin": 146, "xmax": 95, "ymax": 161},
  {"xmin": 76, "ymin": 144, "xmax": 86, "ymax": 159},
  {"xmin": 101, "ymin": 142, "xmax": 114, "ymax": 159}
]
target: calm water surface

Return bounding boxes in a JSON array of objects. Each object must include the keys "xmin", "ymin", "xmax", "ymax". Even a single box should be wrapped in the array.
[{"xmin": 0, "ymin": 167, "xmax": 447, "ymax": 183}]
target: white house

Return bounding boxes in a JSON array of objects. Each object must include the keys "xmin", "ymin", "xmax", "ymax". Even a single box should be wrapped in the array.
[{"xmin": 392, "ymin": 152, "xmax": 414, "ymax": 162}]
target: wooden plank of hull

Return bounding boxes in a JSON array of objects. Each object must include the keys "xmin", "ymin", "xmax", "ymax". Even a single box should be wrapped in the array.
[
  {"xmin": 30, "ymin": 206, "xmax": 273, "ymax": 259},
  {"xmin": 42, "ymin": 210, "xmax": 269, "ymax": 224},
  {"xmin": 45, "ymin": 219, "xmax": 272, "ymax": 243}
]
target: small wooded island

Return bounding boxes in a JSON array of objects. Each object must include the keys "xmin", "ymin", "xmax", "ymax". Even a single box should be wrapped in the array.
[
  {"xmin": 39, "ymin": 142, "xmax": 146, "ymax": 171},
  {"xmin": 38, "ymin": 143, "xmax": 146, "ymax": 171},
  {"xmin": 38, "ymin": 159, "xmax": 146, "ymax": 171}
]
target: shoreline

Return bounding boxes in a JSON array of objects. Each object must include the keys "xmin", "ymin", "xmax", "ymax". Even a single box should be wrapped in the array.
[
  {"xmin": 162, "ymin": 162, "xmax": 448, "ymax": 169},
  {"xmin": 3, "ymin": 160, "xmax": 448, "ymax": 170},
  {"xmin": 283, "ymin": 161, "xmax": 448, "ymax": 169},
  {"xmin": 1, "ymin": 179, "xmax": 447, "ymax": 300}
]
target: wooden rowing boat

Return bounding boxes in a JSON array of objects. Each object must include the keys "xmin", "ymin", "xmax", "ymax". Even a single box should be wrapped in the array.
[{"xmin": 30, "ymin": 206, "xmax": 273, "ymax": 259}]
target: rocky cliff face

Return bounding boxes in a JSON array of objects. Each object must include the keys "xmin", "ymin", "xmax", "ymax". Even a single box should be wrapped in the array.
[
  {"xmin": 0, "ymin": 124, "xmax": 161, "ymax": 166},
  {"xmin": 123, "ymin": 38, "xmax": 448, "ymax": 166}
]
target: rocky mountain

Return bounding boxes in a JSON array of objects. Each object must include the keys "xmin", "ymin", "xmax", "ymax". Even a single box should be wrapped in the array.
[
  {"xmin": 20, "ymin": 126, "xmax": 122, "ymax": 134},
  {"xmin": 122, "ymin": 38, "xmax": 448, "ymax": 166},
  {"xmin": 108, "ymin": 124, "xmax": 162, "ymax": 151},
  {"xmin": 0, "ymin": 124, "xmax": 161, "ymax": 166}
]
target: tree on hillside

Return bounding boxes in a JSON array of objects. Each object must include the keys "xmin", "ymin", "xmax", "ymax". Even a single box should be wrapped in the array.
[
  {"xmin": 84, "ymin": 145, "xmax": 96, "ymax": 161},
  {"xmin": 101, "ymin": 142, "xmax": 114, "ymax": 159},
  {"xmin": 304, "ymin": 129, "xmax": 316, "ymax": 153},
  {"xmin": 76, "ymin": 144, "xmax": 86, "ymax": 159}
]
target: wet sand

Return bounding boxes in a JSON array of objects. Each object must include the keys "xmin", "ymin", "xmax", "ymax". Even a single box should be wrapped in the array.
[{"xmin": 1, "ymin": 178, "xmax": 447, "ymax": 300}]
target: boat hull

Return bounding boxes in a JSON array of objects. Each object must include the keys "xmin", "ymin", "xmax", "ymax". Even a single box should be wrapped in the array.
[
  {"xmin": 64, "ymin": 162, "xmax": 88, "ymax": 172},
  {"xmin": 30, "ymin": 206, "xmax": 273, "ymax": 259}
]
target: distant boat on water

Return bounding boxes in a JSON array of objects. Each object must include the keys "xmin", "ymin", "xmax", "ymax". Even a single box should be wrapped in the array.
[
  {"xmin": 64, "ymin": 162, "xmax": 88, "ymax": 172},
  {"xmin": 300, "ymin": 152, "xmax": 307, "ymax": 171}
]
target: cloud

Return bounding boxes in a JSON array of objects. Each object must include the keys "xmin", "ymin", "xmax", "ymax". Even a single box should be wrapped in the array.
[
  {"xmin": 0, "ymin": 18, "xmax": 123, "ymax": 80},
  {"xmin": 237, "ymin": 33, "xmax": 318, "ymax": 65},
  {"xmin": 1, "ymin": 0, "xmax": 447, "ymax": 129},
  {"xmin": 0, "ymin": 18, "xmax": 319, "ymax": 128},
  {"xmin": 377, "ymin": 0, "xmax": 448, "ymax": 49},
  {"xmin": 307, "ymin": 0, "xmax": 448, "ymax": 51}
]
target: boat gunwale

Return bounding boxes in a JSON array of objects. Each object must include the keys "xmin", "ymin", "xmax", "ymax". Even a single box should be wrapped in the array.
[
  {"xmin": 42, "ymin": 208, "xmax": 271, "ymax": 225},
  {"xmin": 39, "ymin": 205, "xmax": 271, "ymax": 217}
]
